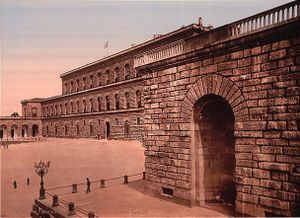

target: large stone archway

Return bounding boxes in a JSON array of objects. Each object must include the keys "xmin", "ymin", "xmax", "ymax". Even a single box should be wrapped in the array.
[
  {"xmin": 193, "ymin": 94, "xmax": 236, "ymax": 206},
  {"xmin": 181, "ymin": 74, "xmax": 249, "ymax": 122},
  {"xmin": 181, "ymin": 74, "xmax": 249, "ymax": 207}
]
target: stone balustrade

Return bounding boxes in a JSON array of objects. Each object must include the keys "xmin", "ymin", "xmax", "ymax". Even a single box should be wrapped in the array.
[
  {"xmin": 134, "ymin": 40, "xmax": 185, "ymax": 67},
  {"xmin": 229, "ymin": 1, "xmax": 300, "ymax": 37}
]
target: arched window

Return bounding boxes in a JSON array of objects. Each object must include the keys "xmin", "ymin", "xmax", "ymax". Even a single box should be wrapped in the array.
[
  {"xmin": 136, "ymin": 90, "xmax": 142, "ymax": 108},
  {"xmin": 46, "ymin": 125, "xmax": 49, "ymax": 136},
  {"xmin": 32, "ymin": 124, "xmax": 39, "ymax": 137},
  {"xmin": 64, "ymin": 102, "xmax": 68, "ymax": 114},
  {"xmin": 106, "ymin": 96, "xmax": 110, "ymax": 111},
  {"xmin": 64, "ymin": 123, "xmax": 68, "ymax": 136},
  {"xmin": 137, "ymin": 117, "xmax": 141, "ymax": 125},
  {"xmin": 90, "ymin": 124, "xmax": 94, "ymax": 136},
  {"xmin": 50, "ymin": 105, "xmax": 54, "ymax": 116},
  {"xmin": 59, "ymin": 104, "xmax": 62, "ymax": 115},
  {"xmin": 115, "ymin": 67, "xmax": 120, "ymax": 82},
  {"xmin": 70, "ymin": 81, "xmax": 74, "ymax": 93},
  {"xmin": 124, "ymin": 120, "xmax": 130, "ymax": 138},
  {"xmin": 64, "ymin": 82, "xmax": 68, "ymax": 94},
  {"xmin": 54, "ymin": 105, "xmax": 58, "ymax": 115},
  {"xmin": 125, "ymin": 64, "xmax": 130, "ymax": 80},
  {"xmin": 105, "ymin": 70, "xmax": 110, "ymax": 85},
  {"xmin": 83, "ymin": 77, "xmax": 86, "ymax": 90},
  {"xmin": 55, "ymin": 125, "xmax": 58, "ymax": 135},
  {"xmin": 23, "ymin": 107, "xmax": 27, "ymax": 117},
  {"xmin": 83, "ymin": 100, "xmax": 86, "ymax": 113},
  {"xmin": 125, "ymin": 92, "xmax": 130, "ymax": 109},
  {"xmin": 76, "ymin": 123, "xmax": 80, "ymax": 136},
  {"xmin": 46, "ymin": 106, "xmax": 49, "ymax": 116},
  {"xmin": 76, "ymin": 79, "xmax": 80, "ymax": 91},
  {"xmin": 76, "ymin": 101, "xmax": 80, "ymax": 113},
  {"xmin": 115, "ymin": 118, "xmax": 119, "ymax": 125},
  {"xmin": 70, "ymin": 102, "xmax": 74, "ymax": 113},
  {"xmin": 90, "ymin": 98, "xmax": 94, "ymax": 112},
  {"xmin": 89, "ymin": 75, "xmax": 94, "ymax": 88},
  {"xmin": 115, "ymin": 94, "xmax": 120, "ymax": 110},
  {"xmin": 32, "ymin": 107, "xmax": 37, "ymax": 117},
  {"xmin": 97, "ymin": 72, "xmax": 102, "ymax": 86},
  {"xmin": 97, "ymin": 97, "xmax": 102, "ymax": 111}
]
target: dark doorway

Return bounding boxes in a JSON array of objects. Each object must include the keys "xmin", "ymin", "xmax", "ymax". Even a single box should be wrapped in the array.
[
  {"xmin": 124, "ymin": 121, "xmax": 130, "ymax": 138},
  {"xmin": 22, "ymin": 125, "xmax": 29, "ymax": 137},
  {"xmin": 105, "ymin": 122, "xmax": 110, "ymax": 139},
  {"xmin": 11, "ymin": 125, "xmax": 18, "ymax": 138},
  {"xmin": 11, "ymin": 129, "xmax": 15, "ymax": 138},
  {"xmin": 193, "ymin": 94, "xmax": 235, "ymax": 206},
  {"xmin": 32, "ymin": 124, "xmax": 38, "ymax": 137}
]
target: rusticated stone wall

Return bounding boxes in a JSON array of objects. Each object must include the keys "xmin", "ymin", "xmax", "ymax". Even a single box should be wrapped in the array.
[
  {"xmin": 142, "ymin": 28, "xmax": 300, "ymax": 217},
  {"xmin": 42, "ymin": 111, "xmax": 143, "ymax": 140}
]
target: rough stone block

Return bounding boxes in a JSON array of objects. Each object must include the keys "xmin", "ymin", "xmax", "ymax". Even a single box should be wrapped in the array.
[
  {"xmin": 253, "ymin": 154, "xmax": 275, "ymax": 162},
  {"xmin": 260, "ymin": 196, "xmax": 289, "ymax": 211},
  {"xmin": 259, "ymin": 162, "xmax": 293, "ymax": 172},
  {"xmin": 260, "ymin": 179, "xmax": 282, "ymax": 190},
  {"xmin": 253, "ymin": 169, "xmax": 271, "ymax": 179},
  {"xmin": 271, "ymin": 171, "xmax": 289, "ymax": 181},
  {"xmin": 269, "ymin": 49, "xmax": 287, "ymax": 61}
]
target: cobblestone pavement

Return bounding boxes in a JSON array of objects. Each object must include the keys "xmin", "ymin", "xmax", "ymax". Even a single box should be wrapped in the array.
[
  {"xmin": 1, "ymin": 138, "xmax": 144, "ymax": 217},
  {"xmin": 56, "ymin": 179, "xmax": 230, "ymax": 217},
  {"xmin": 1, "ymin": 138, "xmax": 229, "ymax": 217}
]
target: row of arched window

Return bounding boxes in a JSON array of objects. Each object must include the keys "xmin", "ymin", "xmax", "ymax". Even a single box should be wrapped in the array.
[
  {"xmin": 23, "ymin": 107, "xmax": 38, "ymax": 117},
  {"xmin": 42, "ymin": 90, "xmax": 142, "ymax": 117},
  {"xmin": 63, "ymin": 64, "xmax": 136, "ymax": 94},
  {"xmin": 44, "ymin": 117, "xmax": 142, "ymax": 138}
]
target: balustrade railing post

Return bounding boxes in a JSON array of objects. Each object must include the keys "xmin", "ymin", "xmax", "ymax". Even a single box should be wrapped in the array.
[
  {"xmin": 124, "ymin": 175, "xmax": 128, "ymax": 184},
  {"xmin": 88, "ymin": 211, "xmax": 95, "ymax": 218},
  {"xmin": 100, "ymin": 179, "xmax": 105, "ymax": 189},
  {"xmin": 72, "ymin": 184, "xmax": 77, "ymax": 193},
  {"xmin": 52, "ymin": 195, "xmax": 59, "ymax": 207},
  {"xmin": 68, "ymin": 202, "xmax": 75, "ymax": 216}
]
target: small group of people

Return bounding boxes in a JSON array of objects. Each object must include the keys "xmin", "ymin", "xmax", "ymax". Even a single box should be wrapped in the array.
[
  {"xmin": 13, "ymin": 177, "xmax": 30, "ymax": 189},
  {"xmin": 13, "ymin": 177, "xmax": 92, "ymax": 194},
  {"xmin": 2, "ymin": 143, "xmax": 9, "ymax": 149}
]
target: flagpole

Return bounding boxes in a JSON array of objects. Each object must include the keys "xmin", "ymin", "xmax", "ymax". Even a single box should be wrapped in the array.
[{"xmin": 104, "ymin": 41, "xmax": 109, "ymax": 57}]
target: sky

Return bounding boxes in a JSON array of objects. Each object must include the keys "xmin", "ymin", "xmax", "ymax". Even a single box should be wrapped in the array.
[{"xmin": 0, "ymin": 0, "xmax": 292, "ymax": 116}]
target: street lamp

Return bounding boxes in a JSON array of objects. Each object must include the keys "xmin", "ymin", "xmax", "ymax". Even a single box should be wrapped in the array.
[{"xmin": 34, "ymin": 160, "xmax": 50, "ymax": 200}]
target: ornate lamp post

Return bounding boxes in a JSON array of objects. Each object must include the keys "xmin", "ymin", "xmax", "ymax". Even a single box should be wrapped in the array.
[{"xmin": 34, "ymin": 160, "xmax": 50, "ymax": 200}]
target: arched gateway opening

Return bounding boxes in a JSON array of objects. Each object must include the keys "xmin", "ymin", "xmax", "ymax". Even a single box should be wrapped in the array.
[{"xmin": 193, "ymin": 94, "xmax": 235, "ymax": 206}]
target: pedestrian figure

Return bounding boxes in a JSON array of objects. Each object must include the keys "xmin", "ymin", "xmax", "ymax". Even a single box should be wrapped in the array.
[
  {"xmin": 13, "ymin": 180, "xmax": 17, "ymax": 189},
  {"xmin": 27, "ymin": 177, "xmax": 30, "ymax": 186},
  {"xmin": 86, "ymin": 178, "xmax": 91, "ymax": 193}
]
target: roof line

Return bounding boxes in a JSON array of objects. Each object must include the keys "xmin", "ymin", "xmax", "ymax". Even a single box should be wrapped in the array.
[{"xmin": 60, "ymin": 23, "xmax": 199, "ymax": 78}]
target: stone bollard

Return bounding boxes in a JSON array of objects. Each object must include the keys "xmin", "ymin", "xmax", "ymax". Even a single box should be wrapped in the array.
[
  {"xmin": 100, "ymin": 179, "xmax": 105, "ymax": 189},
  {"xmin": 72, "ymin": 184, "xmax": 78, "ymax": 193},
  {"xmin": 52, "ymin": 195, "xmax": 59, "ymax": 207},
  {"xmin": 68, "ymin": 202, "xmax": 75, "ymax": 216},
  {"xmin": 88, "ymin": 211, "xmax": 95, "ymax": 218},
  {"xmin": 143, "ymin": 172, "xmax": 146, "ymax": 180},
  {"xmin": 124, "ymin": 175, "xmax": 128, "ymax": 184}
]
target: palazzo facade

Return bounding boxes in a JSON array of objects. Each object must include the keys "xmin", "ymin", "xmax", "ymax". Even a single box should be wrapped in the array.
[{"xmin": 1, "ymin": 1, "xmax": 300, "ymax": 217}]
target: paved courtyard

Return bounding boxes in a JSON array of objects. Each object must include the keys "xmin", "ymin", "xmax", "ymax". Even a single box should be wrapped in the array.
[{"xmin": 1, "ymin": 138, "xmax": 229, "ymax": 217}]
